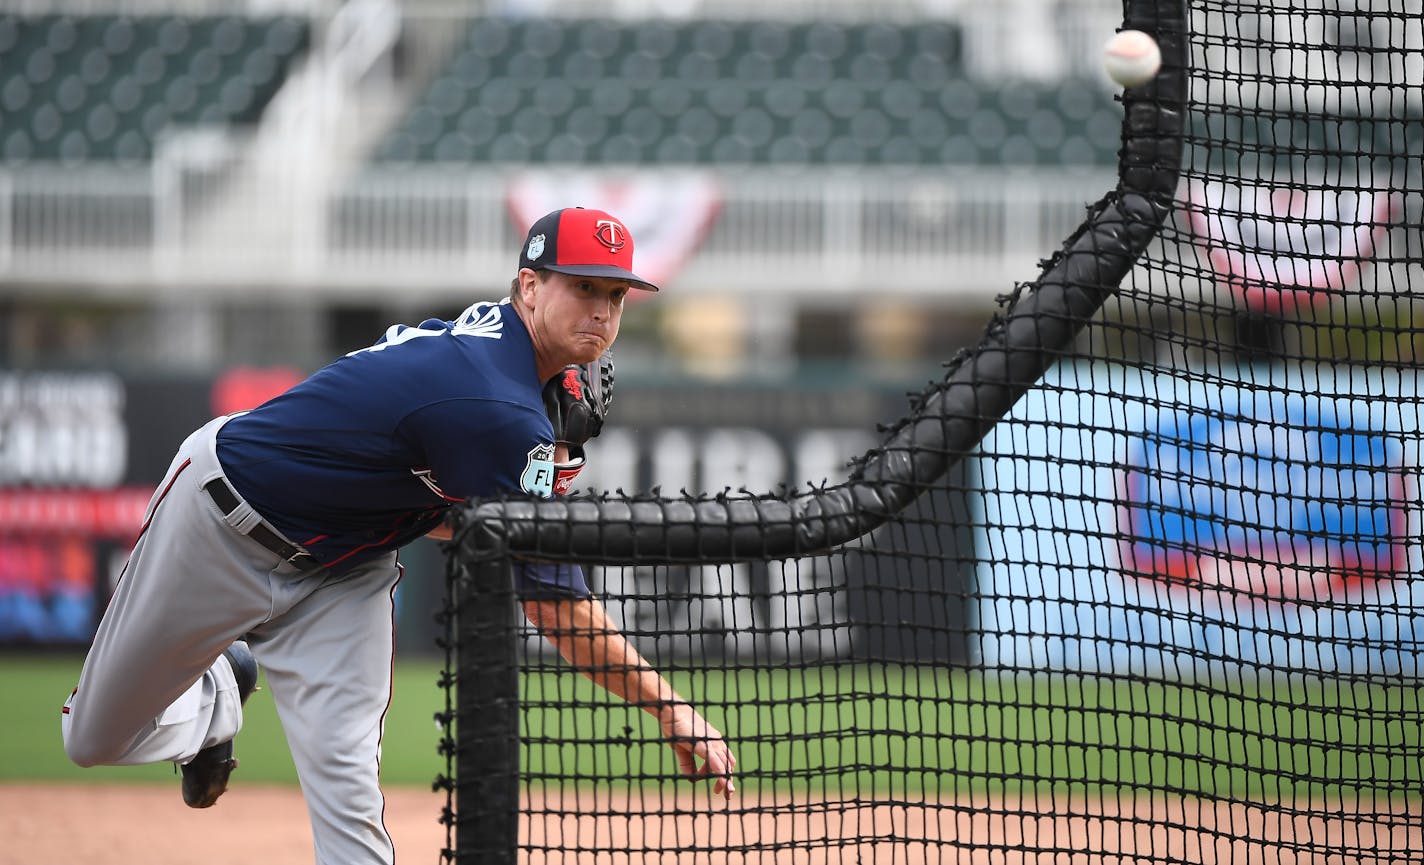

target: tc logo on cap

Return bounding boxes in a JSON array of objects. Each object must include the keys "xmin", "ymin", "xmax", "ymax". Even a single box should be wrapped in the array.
[
  {"xmin": 516, "ymin": 207, "xmax": 660, "ymax": 291},
  {"xmin": 593, "ymin": 219, "xmax": 627, "ymax": 253}
]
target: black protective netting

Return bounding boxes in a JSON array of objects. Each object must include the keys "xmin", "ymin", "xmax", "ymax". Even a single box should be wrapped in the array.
[{"xmin": 443, "ymin": 1, "xmax": 1423, "ymax": 862}]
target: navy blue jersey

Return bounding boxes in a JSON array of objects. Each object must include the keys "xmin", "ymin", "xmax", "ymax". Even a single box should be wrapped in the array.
[{"xmin": 216, "ymin": 300, "xmax": 587, "ymax": 596}]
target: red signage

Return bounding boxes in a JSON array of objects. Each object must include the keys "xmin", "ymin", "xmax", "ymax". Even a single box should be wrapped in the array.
[{"xmin": 1185, "ymin": 179, "xmax": 1402, "ymax": 314}]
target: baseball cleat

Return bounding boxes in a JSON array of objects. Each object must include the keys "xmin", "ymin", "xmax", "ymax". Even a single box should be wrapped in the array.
[{"xmin": 180, "ymin": 641, "xmax": 259, "ymax": 809}]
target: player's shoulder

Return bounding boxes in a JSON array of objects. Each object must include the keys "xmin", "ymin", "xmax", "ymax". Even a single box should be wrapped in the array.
[
  {"xmin": 360, "ymin": 300, "xmax": 514, "ymax": 353},
  {"xmin": 449, "ymin": 299, "xmax": 515, "ymax": 336}
]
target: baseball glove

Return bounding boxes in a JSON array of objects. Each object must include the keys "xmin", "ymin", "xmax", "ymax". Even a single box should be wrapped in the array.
[{"xmin": 542, "ymin": 351, "xmax": 614, "ymax": 495}]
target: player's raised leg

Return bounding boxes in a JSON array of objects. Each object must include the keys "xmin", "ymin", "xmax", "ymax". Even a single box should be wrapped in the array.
[
  {"xmin": 61, "ymin": 423, "xmax": 273, "ymax": 769},
  {"xmin": 249, "ymin": 554, "xmax": 402, "ymax": 865}
]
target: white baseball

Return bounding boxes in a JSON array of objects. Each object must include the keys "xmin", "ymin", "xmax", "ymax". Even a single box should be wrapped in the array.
[{"xmin": 1103, "ymin": 29, "xmax": 1162, "ymax": 88}]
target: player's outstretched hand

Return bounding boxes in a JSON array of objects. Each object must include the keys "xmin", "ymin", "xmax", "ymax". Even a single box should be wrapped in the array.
[{"xmin": 658, "ymin": 702, "xmax": 737, "ymax": 800}]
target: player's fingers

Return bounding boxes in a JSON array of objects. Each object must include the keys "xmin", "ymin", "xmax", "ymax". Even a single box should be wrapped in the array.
[
  {"xmin": 670, "ymin": 722, "xmax": 736, "ymax": 798},
  {"xmin": 673, "ymin": 742, "xmax": 698, "ymax": 777},
  {"xmin": 712, "ymin": 767, "xmax": 735, "ymax": 798},
  {"xmin": 698, "ymin": 747, "xmax": 736, "ymax": 799}
]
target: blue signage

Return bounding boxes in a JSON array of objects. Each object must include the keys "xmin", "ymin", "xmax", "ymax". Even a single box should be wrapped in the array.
[
  {"xmin": 974, "ymin": 364, "xmax": 1423, "ymax": 678},
  {"xmin": 1119, "ymin": 396, "xmax": 1410, "ymax": 597}
]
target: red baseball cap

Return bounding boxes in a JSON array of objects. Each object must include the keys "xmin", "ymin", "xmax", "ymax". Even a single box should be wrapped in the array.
[{"xmin": 518, "ymin": 207, "xmax": 659, "ymax": 292}]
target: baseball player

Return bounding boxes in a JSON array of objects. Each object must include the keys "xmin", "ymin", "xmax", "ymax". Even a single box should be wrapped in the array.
[{"xmin": 60, "ymin": 207, "xmax": 737, "ymax": 864}]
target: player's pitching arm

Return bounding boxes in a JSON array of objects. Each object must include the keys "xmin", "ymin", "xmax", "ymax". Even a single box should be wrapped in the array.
[{"xmin": 521, "ymin": 595, "xmax": 738, "ymax": 800}]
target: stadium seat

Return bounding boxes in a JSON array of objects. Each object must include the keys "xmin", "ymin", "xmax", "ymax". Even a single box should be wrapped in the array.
[
  {"xmin": 0, "ymin": 13, "xmax": 310, "ymax": 164},
  {"xmin": 373, "ymin": 17, "xmax": 1118, "ymax": 167}
]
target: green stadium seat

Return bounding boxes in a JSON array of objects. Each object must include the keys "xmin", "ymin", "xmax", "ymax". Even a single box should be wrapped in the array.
[
  {"xmin": 576, "ymin": 19, "xmax": 621, "ymax": 59},
  {"xmin": 634, "ymin": 20, "xmax": 683, "ymax": 59},
  {"xmin": 533, "ymin": 79, "xmax": 577, "ymax": 117},
  {"xmin": 732, "ymin": 50, "xmax": 778, "ymax": 83},
  {"xmin": 520, "ymin": 19, "xmax": 568, "ymax": 59},
  {"xmin": 467, "ymin": 19, "xmax": 510, "ymax": 58},
  {"xmin": 374, "ymin": 17, "xmax": 1118, "ymax": 168},
  {"xmin": 100, "ymin": 18, "xmax": 135, "ymax": 55},
  {"xmin": 0, "ymin": 17, "xmax": 17, "ymax": 54},
  {"xmin": 512, "ymin": 108, "xmax": 555, "ymax": 145},
  {"xmin": 211, "ymin": 17, "xmax": 249, "ymax": 57},
  {"xmin": 45, "ymin": 16, "xmax": 79, "ymax": 52},
  {"xmin": 674, "ymin": 105, "xmax": 719, "ymax": 149},
  {"xmin": 878, "ymin": 135, "xmax": 922, "ymax": 164},
  {"xmin": 589, "ymin": 80, "xmax": 635, "ymax": 117},
  {"xmin": 689, "ymin": 20, "xmax": 737, "ymax": 59},
  {"xmin": 645, "ymin": 132, "xmax": 689, "ymax": 162},
  {"xmin": 767, "ymin": 135, "xmax": 813, "ymax": 164},
  {"xmin": 674, "ymin": 51, "xmax": 720, "ymax": 83},
  {"xmin": 790, "ymin": 53, "xmax": 836, "ymax": 87},
  {"xmin": 0, "ymin": 13, "xmax": 309, "ymax": 164},
  {"xmin": 908, "ymin": 110, "xmax": 949, "ymax": 150},
  {"xmin": 113, "ymin": 129, "xmax": 146, "ymax": 161},
  {"xmin": 938, "ymin": 80, "xmax": 981, "ymax": 121},
  {"xmin": 557, "ymin": 49, "xmax": 604, "ymax": 83},
  {"xmin": 788, "ymin": 107, "xmax": 833, "ymax": 151},
  {"xmin": 85, "ymin": 103, "xmax": 118, "ymax": 144},
  {"xmin": 804, "ymin": 22, "xmax": 847, "ymax": 60},
  {"xmin": 262, "ymin": 18, "xmax": 306, "ymax": 57},
  {"xmin": 705, "ymin": 82, "xmax": 750, "ymax": 119},
  {"xmin": 567, "ymin": 104, "xmax": 610, "ymax": 144},
  {"xmin": 647, "ymin": 80, "xmax": 693, "ymax": 119}
]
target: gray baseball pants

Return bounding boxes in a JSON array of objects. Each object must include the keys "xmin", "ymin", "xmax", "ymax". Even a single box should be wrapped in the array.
[{"xmin": 61, "ymin": 415, "xmax": 403, "ymax": 865}]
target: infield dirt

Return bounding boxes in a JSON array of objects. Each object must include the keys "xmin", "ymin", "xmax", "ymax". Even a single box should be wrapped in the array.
[{"xmin": 2, "ymin": 783, "xmax": 1418, "ymax": 864}]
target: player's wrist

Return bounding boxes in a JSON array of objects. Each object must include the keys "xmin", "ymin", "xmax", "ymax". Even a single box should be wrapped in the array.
[
  {"xmin": 553, "ymin": 448, "xmax": 586, "ymax": 496},
  {"xmin": 652, "ymin": 697, "xmax": 693, "ymax": 721}
]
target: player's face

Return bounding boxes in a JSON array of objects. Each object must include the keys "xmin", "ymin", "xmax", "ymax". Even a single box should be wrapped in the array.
[{"xmin": 523, "ymin": 269, "xmax": 628, "ymax": 367}]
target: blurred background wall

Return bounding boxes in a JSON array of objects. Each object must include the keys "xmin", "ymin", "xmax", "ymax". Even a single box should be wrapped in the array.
[
  {"xmin": 0, "ymin": 0, "xmax": 1130, "ymax": 378},
  {"xmin": 0, "ymin": 0, "xmax": 1233, "ymax": 654}
]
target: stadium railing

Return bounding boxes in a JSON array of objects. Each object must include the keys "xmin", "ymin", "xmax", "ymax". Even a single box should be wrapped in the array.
[{"xmin": 0, "ymin": 162, "xmax": 1117, "ymax": 299}]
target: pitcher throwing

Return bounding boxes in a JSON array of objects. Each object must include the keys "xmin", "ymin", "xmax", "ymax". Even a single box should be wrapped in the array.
[{"xmin": 60, "ymin": 207, "xmax": 736, "ymax": 865}]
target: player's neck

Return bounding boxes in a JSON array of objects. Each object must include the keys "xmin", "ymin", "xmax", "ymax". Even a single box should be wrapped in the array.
[{"xmin": 510, "ymin": 299, "xmax": 561, "ymax": 384}]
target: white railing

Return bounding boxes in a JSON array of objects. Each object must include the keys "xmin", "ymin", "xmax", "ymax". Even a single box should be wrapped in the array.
[{"xmin": 0, "ymin": 162, "xmax": 1118, "ymax": 300}]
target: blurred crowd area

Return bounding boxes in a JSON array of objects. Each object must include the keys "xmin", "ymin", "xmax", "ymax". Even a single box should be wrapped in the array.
[
  {"xmin": 0, "ymin": 0, "xmax": 1417, "ymax": 382},
  {"xmin": 0, "ymin": 0, "xmax": 1129, "ymax": 383}
]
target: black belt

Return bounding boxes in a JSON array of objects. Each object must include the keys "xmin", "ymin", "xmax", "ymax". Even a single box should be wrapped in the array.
[{"xmin": 204, "ymin": 478, "xmax": 318, "ymax": 568}]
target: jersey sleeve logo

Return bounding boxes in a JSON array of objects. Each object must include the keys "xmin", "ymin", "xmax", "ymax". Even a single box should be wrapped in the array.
[
  {"xmin": 345, "ymin": 303, "xmax": 504, "ymax": 357},
  {"xmin": 520, "ymin": 443, "xmax": 556, "ymax": 497},
  {"xmin": 451, "ymin": 302, "xmax": 505, "ymax": 338}
]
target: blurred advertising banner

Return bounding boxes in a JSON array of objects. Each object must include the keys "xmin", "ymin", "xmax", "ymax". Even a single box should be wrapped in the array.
[
  {"xmin": 2, "ymin": 370, "xmax": 977, "ymax": 662},
  {"xmin": 0, "ymin": 369, "xmax": 296, "ymax": 646},
  {"xmin": 1185, "ymin": 178, "xmax": 1403, "ymax": 314},
  {"xmin": 506, "ymin": 170, "xmax": 721, "ymax": 295},
  {"xmin": 560, "ymin": 382, "xmax": 978, "ymax": 665},
  {"xmin": 394, "ymin": 381, "xmax": 975, "ymax": 663},
  {"xmin": 975, "ymin": 363, "xmax": 1424, "ymax": 678}
]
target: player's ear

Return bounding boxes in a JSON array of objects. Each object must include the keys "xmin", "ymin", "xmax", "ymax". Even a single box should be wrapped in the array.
[{"xmin": 516, "ymin": 268, "xmax": 540, "ymax": 308}]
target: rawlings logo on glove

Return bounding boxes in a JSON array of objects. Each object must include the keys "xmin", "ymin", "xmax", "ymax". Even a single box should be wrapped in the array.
[
  {"xmin": 561, "ymin": 367, "xmax": 583, "ymax": 401},
  {"xmin": 542, "ymin": 351, "xmax": 614, "ymax": 496}
]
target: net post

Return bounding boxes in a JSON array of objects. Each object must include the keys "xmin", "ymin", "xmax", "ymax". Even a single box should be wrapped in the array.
[{"xmin": 448, "ymin": 529, "xmax": 520, "ymax": 865}]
